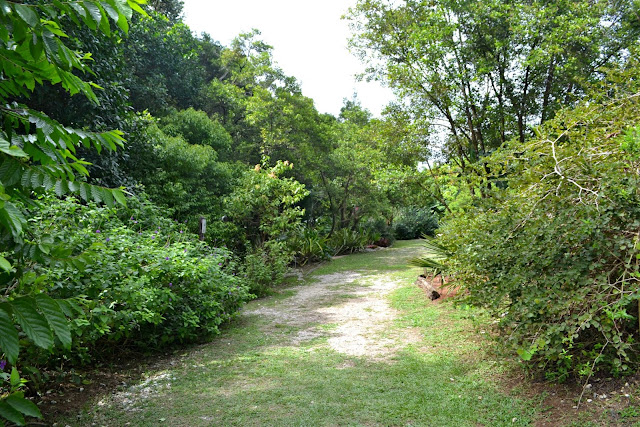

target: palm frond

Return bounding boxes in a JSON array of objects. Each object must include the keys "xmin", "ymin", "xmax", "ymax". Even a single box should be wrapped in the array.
[{"xmin": 408, "ymin": 235, "xmax": 451, "ymax": 276}]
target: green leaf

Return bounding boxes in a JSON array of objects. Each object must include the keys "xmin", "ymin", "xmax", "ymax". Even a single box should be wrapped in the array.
[
  {"xmin": 13, "ymin": 4, "xmax": 38, "ymax": 27},
  {"xmin": 90, "ymin": 184, "xmax": 102, "ymax": 203},
  {"xmin": 34, "ymin": 294, "xmax": 71, "ymax": 349},
  {"xmin": 83, "ymin": 1, "xmax": 103, "ymax": 28},
  {"xmin": 5, "ymin": 394, "xmax": 42, "ymax": 419},
  {"xmin": 127, "ymin": 0, "xmax": 146, "ymax": 17},
  {"xmin": 11, "ymin": 298, "xmax": 54, "ymax": 350},
  {"xmin": 0, "ymin": 201, "xmax": 26, "ymax": 238},
  {"xmin": 0, "ymin": 137, "xmax": 28, "ymax": 158},
  {"xmin": 54, "ymin": 179, "xmax": 68, "ymax": 196},
  {"xmin": 0, "ymin": 400, "xmax": 25, "ymax": 426},
  {"xmin": 100, "ymin": 1, "xmax": 119, "ymax": 21},
  {"xmin": 112, "ymin": 188, "xmax": 127, "ymax": 206},
  {"xmin": 0, "ymin": 307, "xmax": 19, "ymax": 364},
  {"xmin": 79, "ymin": 182, "xmax": 89, "ymax": 201},
  {"xmin": 0, "ymin": 255, "xmax": 11, "ymax": 272},
  {"xmin": 10, "ymin": 367, "xmax": 19, "ymax": 388},
  {"xmin": 517, "ymin": 347, "xmax": 535, "ymax": 361},
  {"xmin": 55, "ymin": 300, "xmax": 76, "ymax": 318},
  {"xmin": 100, "ymin": 187, "xmax": 114, "ymax": 207}
]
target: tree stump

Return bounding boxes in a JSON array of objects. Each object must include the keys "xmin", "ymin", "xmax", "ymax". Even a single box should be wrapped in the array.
[{"xmin": 415, "ymin": 274, "xmax": 441, "ymax": 300}]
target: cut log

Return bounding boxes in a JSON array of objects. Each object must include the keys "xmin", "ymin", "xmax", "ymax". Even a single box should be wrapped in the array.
[{"xmin": 415, "ymin": 275, "xmax": 441, "ymax": 300}]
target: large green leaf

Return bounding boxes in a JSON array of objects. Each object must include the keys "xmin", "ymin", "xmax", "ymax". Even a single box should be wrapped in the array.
[
  {"xmin": 11, "ymin": 298, "xmax": 54, "ymax": 350},
  {"xmin": 5, "ymin": 393, "xmax": 42, "ymax": 419},
  {"xmin": 0, "ymin": 201, "xmax": 26, "ymax": 238},
  {"xmin": 0, "ymin": 306, "xmax": 19, "ymax": 364},
  {"xmin": 0, "ymin": 137, "xmax": 28, "ymax": 158},
  {"xmin": 13, "ymin": 4, "xmax": 38, "ymax": 27},
  {"xmin": 35, "ymin": 294, "xmax": 71, "ymax": 349},
  {"xmin": 0, "ymin": 255, "xmax": 11, "ymax": 272},
  {"xmin": 0, "ymin": 400, "xmax": 25, "ymax": 426}
]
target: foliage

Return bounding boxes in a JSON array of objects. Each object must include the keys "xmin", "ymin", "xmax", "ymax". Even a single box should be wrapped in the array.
[
  {"xmin": 289, "ymin": 228, "xmax": 332, "ymax": 266},
  {"xmin": 408, "ymin": 236, "xmax": 451, "ymax": 278},
  {"xmin": 161, "ymin": 108, "xmax": 232, "ymax": 153},
  {"xmin": 361, "ymin": 216, "xmax": 394, "ymax": 246},
  {"xmin": 239, "ymin": 243, "xmax": 292, "ymax": 296},
  {"xmin": 393, "ymin": 206, "xmax": 439, "ymax": 240},
  {"xmin": 347, "ymin": 0, "xmax": 640, "ymax": 170},
  {"xmin": 26, "ymin": 196, "xmax": 252, "ymax": 360},
  {"xmin": 0, "ymin": 1, "xmax": 145, "ymax": 424},
  {"xmin": 439, "ymin": 63, "xmax": 640, "ymax": 379},
  {"xmin": 224, "ymin": 160, "xmax": 308, "ymax": 294},
  {"xmin": 124, "ymin": 118, "xmax": 237, "ymax": 226},
  {"xmin": 327, "ymin": 228, "xmax": 369, "ymax": 256},
  {"xmin": 123, "ymin": 11, "xmax": 206, "ymax": 115}
]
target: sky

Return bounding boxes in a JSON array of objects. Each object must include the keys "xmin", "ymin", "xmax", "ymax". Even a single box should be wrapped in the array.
[{"xmin": 181, "ymin": 0, "xmax": 395, "ymax": 117}]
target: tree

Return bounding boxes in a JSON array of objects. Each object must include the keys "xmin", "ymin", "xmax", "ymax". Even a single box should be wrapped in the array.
[
  {"xmin": 123, "ymin": 11, "xmax": 205, "ymax": 115},
  {"xmin": 0, "ymin": 1, "xmax": 144, "ymax": 423},
  {"xmin": 347, "ymin": 0, "xmax": 640, "ymax": 170}
]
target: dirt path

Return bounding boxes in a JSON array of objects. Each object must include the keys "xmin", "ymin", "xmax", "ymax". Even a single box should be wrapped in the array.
[{"xmin": 243, "ymin": 245, "xmax": 421, "ymax": 360}]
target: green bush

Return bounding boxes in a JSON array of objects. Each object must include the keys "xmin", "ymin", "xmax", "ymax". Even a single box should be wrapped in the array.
[
  {"xmin": 328, "ymin": 228, "xmax": 369, "ymax": 255},
  {"xmin": 440, "ymin": 68, "xmax": 640, "ymax": 380},
  {"xmin": 290, "ymin": 228, "xmax": 332, "ymax": 265},
  {"xmin": 27, "ymin": 196, "xmax": 252, "ymax": 362},
  {"xmin": 240, "ymin": 241, "xmax": 292, "ymax": 296},
  {"xmin": 362, "ymin": 217, "xmax": 395, "ymax": 246},
  {"xmin": 393, "ymin": 206, "xmax": 439, "ymax": 240},
  {"xmin": 224, "ymin": 160, "xmax": 309, "ymax": 294}
]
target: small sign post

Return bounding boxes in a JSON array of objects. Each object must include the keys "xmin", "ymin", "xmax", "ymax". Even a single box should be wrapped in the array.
[{"xmin": 199, "ymin": 216, "xmax": 206, "ymax": 241}]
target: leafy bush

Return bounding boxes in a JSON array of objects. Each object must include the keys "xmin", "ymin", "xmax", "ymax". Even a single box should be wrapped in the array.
[
  {"xmin": 240, "ymin": 241, "xmax": 292, "ymax": 295},
  {"xmin": 290, "ymin": 228, "xmax": 332, "ymax": 265},
  {"xmin": 27, "ymin": 196, "xmax": 252, "ymax": 361},
  {"xmin": 440, "ymin": 67, "xmax": 640, "ymax": 380},
  {"xmin": 124, "ymin": 120, "xmax": 237, "ymax": 225},
  {"xmin": 362, "ymin": 217, "xmax": 395, "ymax": 246},
  {"xmin": 224, "ymin": 160, "xmax": 309, "ymax": 294},
  {"xmin": 161, "ymin": 108, "xmax": 232, "ymax": 153},
  {"xmin": 393, "ymin": 206, "xmax": 439, "ymax": 240},
  {"xmin": 328, "ymin": 228, "xmax": 369, "ymax": 255}
]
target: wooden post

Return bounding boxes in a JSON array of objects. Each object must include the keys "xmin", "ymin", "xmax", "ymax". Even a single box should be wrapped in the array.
[{"xmin": 199, "ymin": 216, "xmax": 206, "ymax": 241}]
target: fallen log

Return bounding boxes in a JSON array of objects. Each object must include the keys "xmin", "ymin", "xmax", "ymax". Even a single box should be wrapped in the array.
[{"xmin": 415, "ymin": 274, "xmax": 440, "ymax": 300}]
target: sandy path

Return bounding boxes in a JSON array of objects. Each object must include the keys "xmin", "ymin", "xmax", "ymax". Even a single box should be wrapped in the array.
[{"xmin": 243, "ymin": 247, "xmax": 421, "ymax": 360}]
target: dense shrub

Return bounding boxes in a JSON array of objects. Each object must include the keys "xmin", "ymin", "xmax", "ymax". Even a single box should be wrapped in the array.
[
  {"xmin": 328, "ymin": 228, "xmax": 369, "ymax": 255},
  {"xmin": 363, "ymin": 217, "xmax": 395, "ymax": 246},
  {"xmin": 124, "ymin": 119, "xmax": 238, "ymax": 226},
  {"xmin": 224, "ymin": 160, "xmax": 309, "ymax": 294},
  {"xmin": 27, "ymin": 196, "xmax": 252, "ymax": 362},
  {"xmin": 290, "ymin": 228, "xmax": 332, "ymax": 265},
  {"xmin": 393, "ymin": 206, "xmax": 439, "ymax": 240},
  {"xmin": 440, "ymin": 69, "xmax": 640, "ymax": 380}
]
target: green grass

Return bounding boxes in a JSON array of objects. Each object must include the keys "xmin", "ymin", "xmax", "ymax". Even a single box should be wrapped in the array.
[{"xmin": 64, "ymin": 240, "xmax": 541, "ymax": 426}]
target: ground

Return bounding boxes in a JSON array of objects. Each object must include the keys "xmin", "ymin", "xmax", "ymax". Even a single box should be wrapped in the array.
[{"xmin": 45, "ymin": 240, "xmax": 640, "ymax": 426}]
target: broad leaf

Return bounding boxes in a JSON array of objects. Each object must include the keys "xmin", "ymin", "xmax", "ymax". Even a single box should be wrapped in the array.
[
  {"xmin": 35, "ymin": 294, "xmax": 71, "ymax": 349},
  {"xmin": 0, "ymin": 307, "xmax": 19, "ymax": 364},
  {"xmin": 0, "ymin": 255, "xmax": 11, "ymax": 272},
  {"xmin": 13, "ymin": 4, "xmax": 38, "ymax": 27},
  {"xmin": 5, "ymin": 393, "xmax": 42, "ymax": 419},
  {"xmin": 0, "ymin": 400, "xmax": 24, "ymax": 426},
  {"xmin": 11, "ymin": 298, "xmax": 54, "ymax": 350}
]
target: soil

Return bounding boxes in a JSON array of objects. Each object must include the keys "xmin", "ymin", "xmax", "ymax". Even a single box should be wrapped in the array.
[{"xmin": 244, "ymin": 269, "xmax": 421, "ymax": 360}]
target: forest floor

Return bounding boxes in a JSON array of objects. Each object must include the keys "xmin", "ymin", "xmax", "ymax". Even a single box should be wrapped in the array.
[{"xmin": 49, "ymin": 240, "xmax": 640, "ymax": 426}]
